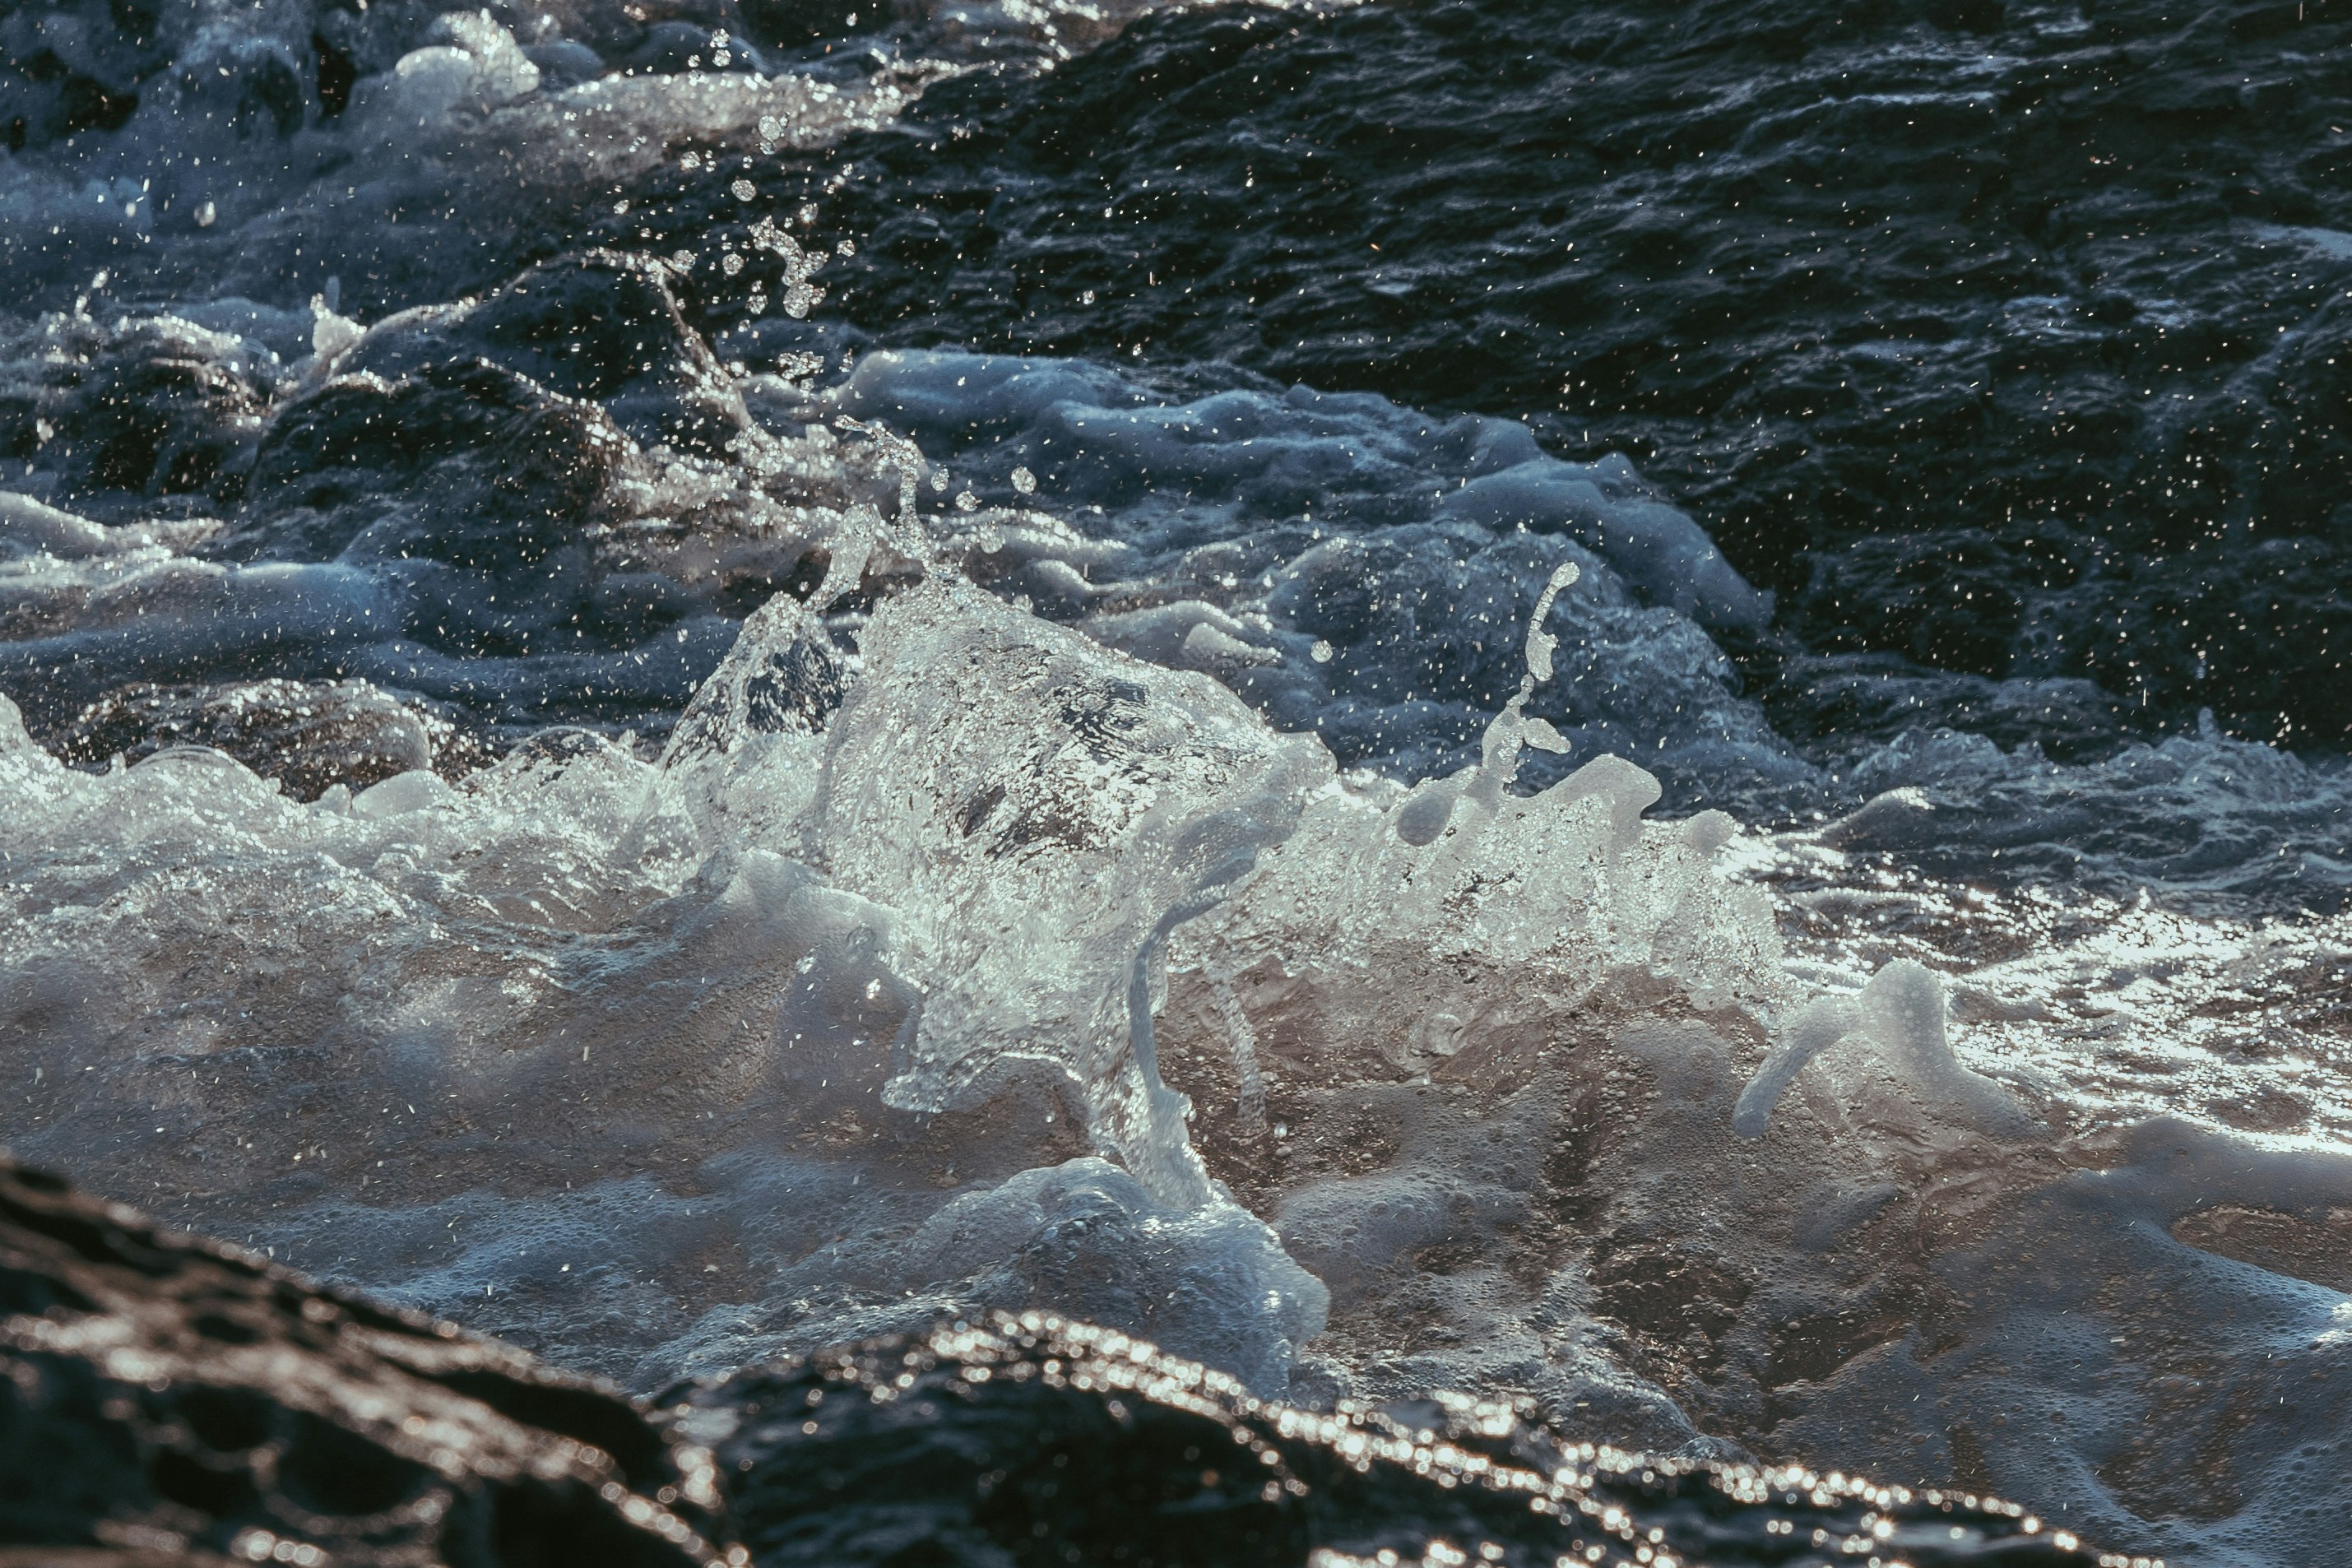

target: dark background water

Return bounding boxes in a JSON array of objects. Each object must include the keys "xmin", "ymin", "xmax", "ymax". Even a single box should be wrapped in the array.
[
  {"xmin": 627, "ymin": 0, "xmax": 2352, "ymax": 759},
  {"xmin": 4, "ymin": 0, "xmax": 2350, "ymax": 909},
  {"xmin": 12, "ymin": 0, "xmax": 2352, "ymax": 769}
]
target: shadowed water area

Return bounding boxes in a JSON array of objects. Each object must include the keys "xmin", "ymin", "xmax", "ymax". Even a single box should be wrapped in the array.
[{"xmin": 652, "ymin": 0, "xmax": 2352, "ymax": 753}]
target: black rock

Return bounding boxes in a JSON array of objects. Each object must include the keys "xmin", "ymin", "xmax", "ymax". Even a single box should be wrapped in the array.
[
  {"xmin": 233, "ymin": 248, "xmax": 745, "ymax": 569},
  {"xmin": 0, "ymin": 313, "xmax": 271, "ymax": 508},
  {"xmin": 328, "ymin": 248, "xmax": 751, "ymax": 459},
  {"xmin": 222, "ymin": 251, "xmax": 736, "ymax": 615},
  {"xmin": 239, "ymin": 357, "xmax": 635, "ymax": 573},
  {"xmin": 211, "ymin": 250, "xmax": 763, "ymax": 670},
  {"xmin": 684, "ymin": 1316, "xmax": 2113, "ymax": 1568},
  {"xmin": 524, "ymin": 39, "xmax": 609, "ymax": 90},
  {"xmin": 45, "ymin": 677, "xmax": 490, "ymax": 799},
  {"xmin": 0, "ymin": 1154, "xmax": 723, "ymax": 1567}
]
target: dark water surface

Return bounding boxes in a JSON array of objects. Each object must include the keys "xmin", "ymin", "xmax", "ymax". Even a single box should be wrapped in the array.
[{"xmin": 735, "ymin": 0, "xmax": 2352, "ymax": 752}]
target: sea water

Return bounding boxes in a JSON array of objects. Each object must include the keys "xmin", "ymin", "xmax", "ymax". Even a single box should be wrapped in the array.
[{"xmin": 2, "ymin": 2, "xmax": 2350, "ymax": 1561}]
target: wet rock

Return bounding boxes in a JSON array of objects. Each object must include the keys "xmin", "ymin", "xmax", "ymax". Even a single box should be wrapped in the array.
[
  {"xmin": 0, "ymin": 240, "xmax": 824, "ymax": 735},
  {"xmin": 525, "ymin": 38, "xmax": 609, "ymax": 90},
  {"xmin": 47, "ymin": 677, "xmax": 491, "ymax": 799},
  {"xmin": 0, "ymin": 313, "xmax": 271, "ymax": 509},
  {"xmin": 684, "ymin": 1315, "xmax": 2109, "ymax": 1567},
  {"xmin": 227, "ymin": 251, "xmax": 748, "ymax": 570},
  {"xmin": 200, "ymin": 248, "xmax": 797, "ymax": 680},
  {"xmin": 160, "ymin": 26, "xmax": 313, "ymax": 141},
  {"xmin": 0, "ymin": 1154, "xmax": 722, "ymax": 1567},
  {"xmin": 239, "ymin": 358, "xmax": 635, "ymax": 571},
  {"xmin": 336, "ymin": 249, "xmax": 752, "ymax": 457}
]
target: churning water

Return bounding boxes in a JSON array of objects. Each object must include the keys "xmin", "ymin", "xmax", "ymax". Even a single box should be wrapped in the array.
[{"xmin": 2, "ymin": 0, "xmax": 2350, "ymax": 1561}]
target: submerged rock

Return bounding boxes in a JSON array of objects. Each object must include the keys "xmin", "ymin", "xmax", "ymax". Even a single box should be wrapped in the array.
[
  {"xmin": 0, "ymin": 313, "xmax": 271, "ymax": 511},
  {"xmin": 326, "ymin": 249, "xmax": 754, "ymax": 459},
  {"xmin": 49, "ymin": 677, "xmax": 489, "ymax": 799}
]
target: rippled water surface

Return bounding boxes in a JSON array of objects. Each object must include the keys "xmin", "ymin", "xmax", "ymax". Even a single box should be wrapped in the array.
[{"xmin": 2, "ymin": 0, "xmax": 2349, "ymax": 1561}]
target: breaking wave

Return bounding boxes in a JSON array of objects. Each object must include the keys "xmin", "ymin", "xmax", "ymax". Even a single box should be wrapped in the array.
[{"xmin": 3, "ymin": 2, "xmax": 2351, "ymax": 1564}]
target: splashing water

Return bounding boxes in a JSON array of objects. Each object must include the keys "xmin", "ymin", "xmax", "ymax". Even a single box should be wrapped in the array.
[{"xmin": 2, "ymin": 7, "xmax": 2350, "ymax": 1556}]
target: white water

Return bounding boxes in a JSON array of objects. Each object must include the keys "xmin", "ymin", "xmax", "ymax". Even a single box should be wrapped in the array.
[
  {"xmin": 3, "ymin": 8, "xmax": 2352, "ymax": 1564},
  {"xmin": 7, "ymin": 469, "xmax": 2352, "ymax": 1559}
]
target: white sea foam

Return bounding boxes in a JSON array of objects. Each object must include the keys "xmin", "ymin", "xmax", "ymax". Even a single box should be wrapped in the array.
[
  {"xmin": 818, "ymin": 348, "xmax": 1796, "ymax": 792},
  {"xmin": 7, "ymin": 499, "xmax": 2352, "ymax": 1559},
  {"xmin": 0, "ymin": 510, "xmax": 1779, "ymax": 1401},
  {"xmin": 0, "ymin": 4, "xmax": 925, "ymax": 332}
]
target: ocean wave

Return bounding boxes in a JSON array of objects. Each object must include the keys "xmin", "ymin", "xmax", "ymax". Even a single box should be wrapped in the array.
[{"xmin": 3, "ymin": 3, "xmax": 2351, "ymax": 1564}]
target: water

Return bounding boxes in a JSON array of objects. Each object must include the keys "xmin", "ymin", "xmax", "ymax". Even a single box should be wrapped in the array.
[{"xmin": 1, "ymin": 0, "xmax": 2349, "ymax": 1562}]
